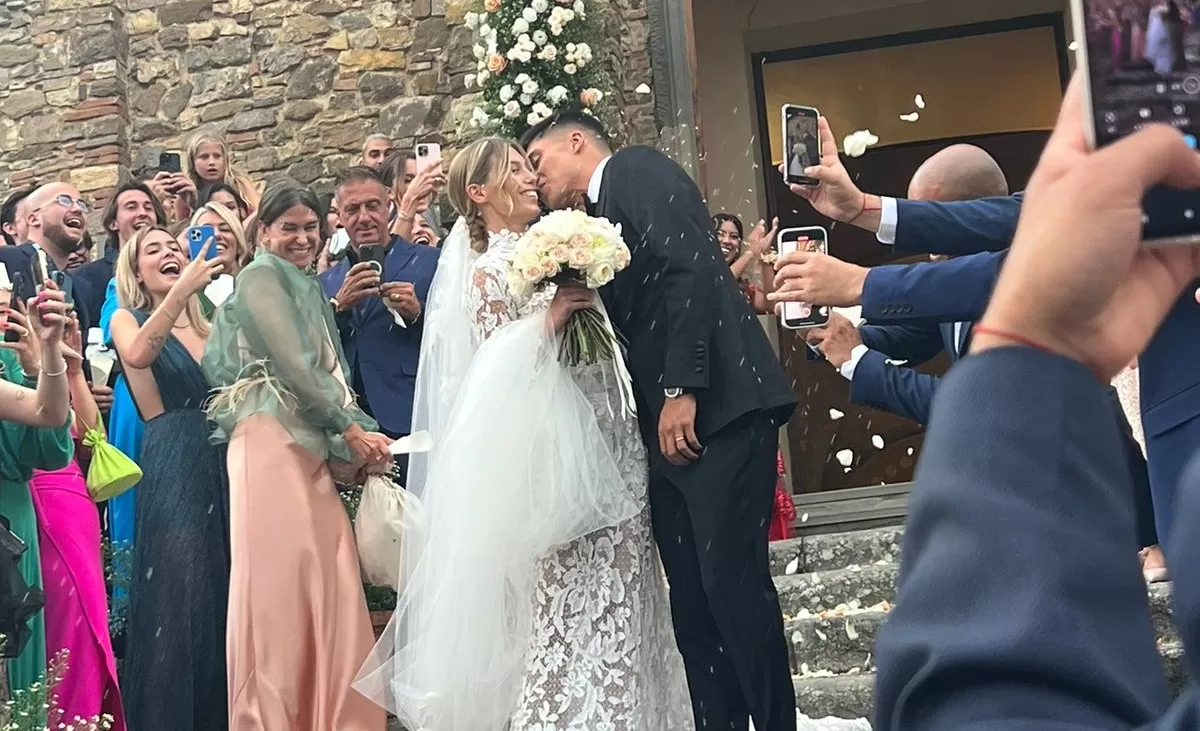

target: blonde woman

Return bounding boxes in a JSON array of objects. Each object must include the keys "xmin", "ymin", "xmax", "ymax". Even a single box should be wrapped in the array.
[
  {"xmin": 109, "ymin": 226, "xmax": 230, "ymax": 731},
  {"xmin": 168, "ymin": 131, "xmax": 261, "ymax": 222},
  {"xmin": 190, "ymin": 201, "xmax": 248, "ymax": 306},
  {"xmin": 356, "ymin": 137, "xmax": 692, "ymax": 731}
]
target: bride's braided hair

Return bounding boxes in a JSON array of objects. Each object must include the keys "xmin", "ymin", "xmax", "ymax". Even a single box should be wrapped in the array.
[{"xmin": 446, "ymin": 136, "xmax": 526, "ymax": 254}]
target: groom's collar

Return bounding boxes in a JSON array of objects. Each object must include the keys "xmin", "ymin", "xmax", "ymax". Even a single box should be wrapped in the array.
[{"xmin": 586, "ymin": 155, "xmax": 612, "ymax": 205}]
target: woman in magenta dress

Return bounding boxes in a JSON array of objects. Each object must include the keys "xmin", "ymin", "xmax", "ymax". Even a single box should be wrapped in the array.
[{"xmin": 29, "ymin": 312, "xmax": 124, "ymax": 729}]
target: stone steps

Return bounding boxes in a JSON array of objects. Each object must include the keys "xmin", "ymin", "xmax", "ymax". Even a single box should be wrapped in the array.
[{"xmin": 771, "ymin": 525, "xmax": 1188, "ymax": 722}]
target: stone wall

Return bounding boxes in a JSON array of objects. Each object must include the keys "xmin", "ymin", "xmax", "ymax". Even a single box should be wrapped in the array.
[{"xmin": 0, "ymin": 0, "xmax": 660, "ymax": 230}]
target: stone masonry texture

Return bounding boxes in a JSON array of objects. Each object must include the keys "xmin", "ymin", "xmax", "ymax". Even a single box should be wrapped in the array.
[{"xmin": 0, "ymin": 0, "xmax": 660, "ymax": 231}]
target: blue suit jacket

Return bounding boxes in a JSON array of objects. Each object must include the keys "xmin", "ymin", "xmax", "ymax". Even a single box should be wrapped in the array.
[
  {"xmin": 851, "ymin": 322, "xmax": 969, "ymax": 425},
  {"xmin": 873, "ymin": 347, "xmax": 1192, "ymax": 728},
  {"xmin": 861, "ymin": 251, "xmax": 1004, "ymax": 326},
  {"xmin": 888, "ymin": 192, "xmax": 1200, "ymax": 442},
  {"xmin": 319, "ymin": 237, "xmax": 439, "ymax": 437},
  {"xmin": 0, "ymin": 243, "xmax": 93, "ymax": 334}
]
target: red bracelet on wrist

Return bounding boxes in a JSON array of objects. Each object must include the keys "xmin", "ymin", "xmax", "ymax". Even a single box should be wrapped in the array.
[
  {"xmin": 970, "ymin": 325, "xmax": 1057, "ymax": 355},
  {"xmin": 848, "ymin": 192, "xmax": 881, "ymax": 224}
]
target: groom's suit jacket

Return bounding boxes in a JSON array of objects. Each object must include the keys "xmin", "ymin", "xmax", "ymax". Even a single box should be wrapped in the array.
[{"xmin": 593, "ymin": 146, "xmax": 796, "ymax": 443}]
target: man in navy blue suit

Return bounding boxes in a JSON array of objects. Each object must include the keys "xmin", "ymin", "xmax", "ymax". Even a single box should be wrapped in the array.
[
  {"xmin": 870, "ymin": 73, "xmax": 1200, "ymax": 729},
  {"xmin": 805, "ymin": 144, "xmax": 1009, "ymax": 425},
  {"xmin": 320, "ymin": 167, "xmax": 439, "ymax": 454},
  {"xmin": 785, "ymin": 104, "xmax": 1197, "ymax": 579}
]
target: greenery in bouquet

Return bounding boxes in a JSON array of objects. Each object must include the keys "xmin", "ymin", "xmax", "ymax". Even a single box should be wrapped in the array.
[
  {"xmin": 507, "ymin": 209, "xmax": 630, "ymax": 365},
  {"xmin": 466, "ymin": 0, "xmax": 612, "ymax": 140}
]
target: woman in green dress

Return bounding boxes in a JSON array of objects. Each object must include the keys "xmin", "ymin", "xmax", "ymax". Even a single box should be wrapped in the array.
[{"xmin": 0, "ymin": 283, "xmax": 75, "ymax": 695}]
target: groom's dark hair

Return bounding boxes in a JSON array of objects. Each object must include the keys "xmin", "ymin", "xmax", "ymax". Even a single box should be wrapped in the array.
[{"xmin": 520, "ymin": 108, "xmax": 612, "ymax": 151}]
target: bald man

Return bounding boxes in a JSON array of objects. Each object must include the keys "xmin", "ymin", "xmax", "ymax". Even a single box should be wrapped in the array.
[{"xmin": 805, "ymin": 144, "xmax": 1008, "ymax": 425}]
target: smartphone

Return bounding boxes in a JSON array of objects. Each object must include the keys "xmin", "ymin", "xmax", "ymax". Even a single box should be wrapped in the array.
[
  {"xmin": 159, "ymin": 151, "xmax": 182, "ymax": 175},
  {"xmin": 415, "ymin": 142, "xmax": 442, "ymax": 174},
  {"xmin": 781, "ymin": 105, "xmax": 821, "ymax": 187},
  {"xmin": 1073, "ymin": 0, "xmax": 1200, "ymax": 243},
  {"xmin": 777, "ymin": 226, "xmax": 831, "ymax": 330},
  {"xmin": 31, "ymin": 248, "xmax": 48, "ymax": 293},
  {"xmin": 186, "ymin": 224, "xmax": 219, "ymax": 261},
  {"xmin": 359, "ymin": 243, "xmax": 387, "ymax": 274}
]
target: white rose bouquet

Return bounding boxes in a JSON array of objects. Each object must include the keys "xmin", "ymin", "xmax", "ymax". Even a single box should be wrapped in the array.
[{"xmin": 508, "ymin": 208, "xmax": 631, "ymax": 366}]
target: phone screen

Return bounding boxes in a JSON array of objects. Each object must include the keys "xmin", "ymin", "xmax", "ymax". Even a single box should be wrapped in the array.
[
  {"xmin": 159, "ymin": 151, "xmax": 182, "ymax": 175},
  {"xmin": 1078, "ymin": 0, "xmax": 1200, "ymax": 241},
  {"xmin": 782, "ymin": 105, "xmax": 821, "ymax": 186},
  {"xmin": 777, "ymin": 227, "xmax": 830, "ymax": 329},
  {"xmin": 186, "ymin": 225, "xmax": 219, "ymax": 261}
]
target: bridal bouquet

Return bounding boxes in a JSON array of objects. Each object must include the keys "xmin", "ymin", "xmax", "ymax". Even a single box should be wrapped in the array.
[{"xmin": 507, "ymin": 208, "xmax": 631, "ymax": 366}]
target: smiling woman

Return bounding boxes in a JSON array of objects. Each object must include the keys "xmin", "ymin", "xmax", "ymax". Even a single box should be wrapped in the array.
[{"xmin": 202, "ymin": 179, "xmax": 388, "ymax": 731}]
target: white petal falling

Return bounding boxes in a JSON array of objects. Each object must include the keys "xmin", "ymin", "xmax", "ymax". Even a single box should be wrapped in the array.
[
  {"xmin": 842, "ymin": 130, "xmax": 880, "ymax": 158},
  {"xmin": 871, "ymin": 434, "xmax": 885, "ymax": 449},
  {"xmin": 785, "ymin": 556, "xmax": 800, "ymax": 575},
  {"xmin": 1068, "ymin": 40, "xmax": 1080, "ymax": 51},
  {"xmin": 835, "ymin": 448, "xmax": 854, "ymax": 467},
  {"xmin": 900, "ymin": 112, "xmax": 920, "ymax": 123},
  {"xmin": 634, "ymin": 82, "xmax": 651, "ymax": 94},
  {"xmin": 914, "ymin": 93, "xmax": 925, "ymax": 109},
  {"xmin": 828, "ymin": 408, "xmax": 845, "ymax": 420}
]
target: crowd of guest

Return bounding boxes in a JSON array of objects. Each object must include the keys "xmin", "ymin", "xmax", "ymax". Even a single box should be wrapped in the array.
[{"xmin": 0, "ymin": 127, "xmax": 446, "ymax": 730}]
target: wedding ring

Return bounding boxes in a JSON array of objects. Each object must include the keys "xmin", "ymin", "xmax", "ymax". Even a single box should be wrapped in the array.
[{"xmin": 674, "ymin": 436, "xmax": 685, "ymax": 443}]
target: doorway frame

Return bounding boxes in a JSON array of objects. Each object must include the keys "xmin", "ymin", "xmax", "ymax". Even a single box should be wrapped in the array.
[{"xmin": 749, "ymin": 13, "xmax": 1071, "ymax": 533}]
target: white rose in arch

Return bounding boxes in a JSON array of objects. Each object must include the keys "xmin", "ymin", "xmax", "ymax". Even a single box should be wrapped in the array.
[
  {"xmin": 532, "ymin": 0, "xmax": 549, "ymax": 11},
  {"xmin": 514, "ymin": 73, "xmax": 531, "ymax": 84},
  {"xmin": 573, "ymin": 0, "xmax": 585, "ymax": 15},
  {"xmin": 512, "ymin": 17, "xmax": 529, "ymax": 34},
  {"xmin": 520, "ymin": 93, "xmax": 533, "ymax": 105},
  {"xmin": 539, "ymin": 44, "xmax": 558, "ymax": 61},
  {"xmin": 504, "ymin": 100, "xmax": 522, "ymax": 118},
  {"xmin": 533, "ymin": 29, "xmax": 548, "ymax": 45},
  {"xmin": 563, "ymin": 62, "xmax": 577, "ymax": 75},
  {"xmin": 842, "ymin": 130, "xmax": 879, "ymax": 158},
  {"xmin": 522, "ymin": 6, "xmax": 537, "ymax": 22},
  {"xmin": 499, "ymin": 84, "xmax": 514, "ymax": 102}
]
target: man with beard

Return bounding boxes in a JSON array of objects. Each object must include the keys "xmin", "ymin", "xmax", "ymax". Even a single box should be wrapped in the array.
[
  {"xmin": 522, "ymin": 111, "xmax": 798, "ymax": 731},
  {"xmin": 319, "ymin": 167, "xmax": 439, "ymax": 479},
  {"xmin": 0, "ymin": 183, "xmax": 90, "ymax": 312}
]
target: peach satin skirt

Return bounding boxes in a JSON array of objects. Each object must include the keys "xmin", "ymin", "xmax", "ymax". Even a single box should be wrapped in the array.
[{"xmin": 226, "ymin": 413, "xmax": 384, "ymax": 731}]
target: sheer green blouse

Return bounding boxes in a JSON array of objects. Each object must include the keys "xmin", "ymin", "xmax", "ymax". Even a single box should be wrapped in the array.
[{"xmin": 201, "ymin": 250, "xmax": 378, "ymax": 462}]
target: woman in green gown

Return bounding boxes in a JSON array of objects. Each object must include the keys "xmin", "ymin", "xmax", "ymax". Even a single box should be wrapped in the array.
[{"xmin": 0, "ymin": 284, "xmax": 76, "ymax": 696}]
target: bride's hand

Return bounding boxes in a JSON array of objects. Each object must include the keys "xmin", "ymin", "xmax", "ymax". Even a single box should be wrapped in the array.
[
  {"xmin": 548, "ymin": 284, "xmax": 595, "ymax": 333},
  {"xmin": 344, "ymin": 423, "xmax": 393, "ymax": 465}
]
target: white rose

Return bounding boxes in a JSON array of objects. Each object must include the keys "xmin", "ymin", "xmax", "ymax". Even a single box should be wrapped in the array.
[
  {"xmin": 521, "ymin": 79, "xmax": 538, "ymax": 94},
  {"xmin": 566, "ymin": 42, "xmax": 576, "ymax": 51},
  {"xmin": 527, "ymin": 111, "xmax": 545, "ymax": 127},
  {"xmin": 514, "ymin": 73, "xmax": 530, "ymax": 84},
  {"xmin": 531, "ymin": 0, "xmax": 549, "ymax": 11},
  {"xmin": 546, "ymin": 85, "xmax": 569, "ymax": 104},
  {"xmin": 576, "ymin": 42, "xmax": 590, "ymax": 55},
  {"xmin": 480, "ymin": 23, "xmax": 491, "ymax": 36},
  {"xmin": 532, "ymin": 101, "xmax": 552, "ymax": 116},
  {"xmin": 499, "ymin": 84, "xmax": 514, "ymax": 102},
  {"xmin": 473, "ymin": 44, "xmax": 486, "ymax": 59},
  {"xmin": 465, "ymin": 11, "xmax": 480, "ymax": 28},
  {"xmin": 504, "ymin": 100, "xmax": 522, "ymax": 118},
  {"xmin": 573, "ymin": 0, "xmax": 584, "ymax": 15},
  {"xmin": 563, "ymin": 62, "xmax": 577, "ymax": 75},
  {"xmin": 538, "ymin": 44, "xmax": 557, "ymax": 61},
  {"xmin": 476, "ymin": 69, "xmax": 490, "ymax": 85},
  {"xmin": 522, "ymin": 7, "xmax": 537, "ymax": 22},
  {"xmin": 512, "ymin": 17, "xmax": 529, "ymax": 34},
  {"xmin": 533, "ymin": 29, "xmax": 548, "ymax": 45},
  {"xmin": 842, "ymin": 130, "xmax": 879, "ymax": 158},
  {"xmin": 587, "ymin": 263, "xmax": 616, "ymax": 288},
  {"xmin": 471, "ymin": 106, "xmax": 490, "ymax": 125},
  {"xmin": 519, "ymin": 93, "xmax": 533, "ymax": 105}
]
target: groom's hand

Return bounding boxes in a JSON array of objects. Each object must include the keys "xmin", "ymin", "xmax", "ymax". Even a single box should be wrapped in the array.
[{"xmin": 659, "ymin": 394, "xmax": 701, "ymax": 465}]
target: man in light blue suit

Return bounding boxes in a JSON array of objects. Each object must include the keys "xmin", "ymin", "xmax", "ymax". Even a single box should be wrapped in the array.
[
  {"xmin": 785, "ymin": 105, "xmax": 1198, "ymax": 575},
  {"xmin": 865, "ymin": 74, "xmax": 1200, "ymax": 728},
  {"xmin": 320, "ymin": 167, "xmax": 439, "ymax": 452}
]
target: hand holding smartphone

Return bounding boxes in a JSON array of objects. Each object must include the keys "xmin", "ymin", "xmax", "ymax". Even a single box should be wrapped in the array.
[
  {"xmin": 186, "ymin": 225, "xmax": 220, "ymax": 262},
  {"xmin": 781, "ymin": 105, "xmax": 821, "ymax": 187},
  {"xmin": 415, "ymin": 143, "xmax": 442, "ymax": 174},
  {"xmin": 777, "ymin": 226, "xmax": 831, "ymax": 330}
]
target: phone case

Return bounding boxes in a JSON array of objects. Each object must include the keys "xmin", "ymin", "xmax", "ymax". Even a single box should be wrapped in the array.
[
  {"xmin": 777, "ymin": 226, "xmax": 830, "ymax": 330},
  {"xmin": 781, "ymin": 105, "xmax": 821, "ymax": 186}
]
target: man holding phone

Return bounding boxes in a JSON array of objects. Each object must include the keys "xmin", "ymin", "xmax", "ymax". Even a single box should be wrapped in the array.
[{"xmin": 320, "ymin": 167, "xmax": 440, "ymax": 478}]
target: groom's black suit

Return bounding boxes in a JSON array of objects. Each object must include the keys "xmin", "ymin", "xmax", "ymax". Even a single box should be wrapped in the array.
[{"xmin": 593, "ymin": 146, "xmax": 798, "ymax": 731}]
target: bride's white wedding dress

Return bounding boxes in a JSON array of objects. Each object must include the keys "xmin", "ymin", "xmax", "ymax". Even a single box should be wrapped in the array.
[{"xmin": 469, "ymin": 230, "xmax": 693, "ymax": 730}]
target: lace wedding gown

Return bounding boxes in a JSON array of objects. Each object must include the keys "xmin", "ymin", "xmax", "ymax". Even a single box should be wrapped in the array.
[{"xmin": 467, "ymin": 230, "xmax": 694, "ymax": 730}]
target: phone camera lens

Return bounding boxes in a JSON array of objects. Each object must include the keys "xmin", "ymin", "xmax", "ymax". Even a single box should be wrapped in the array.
[{"xmin": 417, "ymin": 145, "xmax": 427, "ymax": 155}]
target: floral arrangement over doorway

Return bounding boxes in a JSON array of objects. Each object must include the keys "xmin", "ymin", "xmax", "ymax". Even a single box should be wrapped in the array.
[{"xmin": 465, "ymin": 0, "xmax": 612, "ymax": 139}]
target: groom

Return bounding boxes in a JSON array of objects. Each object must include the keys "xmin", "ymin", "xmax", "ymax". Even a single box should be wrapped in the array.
[{"xmin": 523, "ymin": 111, "xmax": 799, "ymax": 731}]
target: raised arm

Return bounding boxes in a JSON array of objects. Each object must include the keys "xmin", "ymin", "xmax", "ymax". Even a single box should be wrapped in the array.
[
  {"xmin": 861, "ymin": 251, "xmax": 1005, "ymax": 325},
  {"xmin": 849, "ymin": 350, "xmax": 940, "ymax": 425},
  {"xmin": 892, "ymin": 193, "xmax": 1022, "ymax": 256}
]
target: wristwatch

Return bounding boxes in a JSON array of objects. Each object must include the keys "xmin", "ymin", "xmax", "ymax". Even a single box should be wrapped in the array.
[{"xmin": 664, "ymin": 388, "xmax": 683, "ymax": 399}]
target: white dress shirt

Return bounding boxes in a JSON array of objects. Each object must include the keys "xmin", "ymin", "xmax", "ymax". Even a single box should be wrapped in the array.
[{"xmin": 587, "ymin": 155, "xmax": 612, "ymax": 205}]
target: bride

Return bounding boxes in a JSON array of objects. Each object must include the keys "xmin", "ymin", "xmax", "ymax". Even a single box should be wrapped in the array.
[{"xmin": 355, "ymin": 136, "xmax": 693, "ymax": 730}]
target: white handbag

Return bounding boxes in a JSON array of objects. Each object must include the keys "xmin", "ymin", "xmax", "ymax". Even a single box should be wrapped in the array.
[{"xmin": 355, "ymin": 474, "xmax": 420, "ymax": 590}]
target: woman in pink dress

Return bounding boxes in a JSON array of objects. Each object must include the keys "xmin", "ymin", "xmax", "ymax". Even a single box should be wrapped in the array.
[{"xmin": 28, "ymin": 312, "xmax": 124, "ymax": 729}]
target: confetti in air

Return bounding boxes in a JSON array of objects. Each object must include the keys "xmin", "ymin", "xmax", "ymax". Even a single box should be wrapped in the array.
[
  {"xmin": 1068, "ymin": 40, "xmax": 1080, "ymax": 51},
  {"xmin": 635, "ymin": 83, "xmax": 651, "ymax": 94},
  {"xmin": 914, "ymin": 93, "xmax": 926, "ymax": 109},
  {"xmin": 835, "ymin": 449, "xmax": 854, "ymax": 467},
  {"xmin": 842, "ymin": 130, "xmax": 879, "ymax": 158},
  {"xmin": 785, "ymin": 557, "xmax": 800, "ymax": 575},
  {"xmin": 900, "ymin": 112, "xmax": 920, "ymax": 123}
]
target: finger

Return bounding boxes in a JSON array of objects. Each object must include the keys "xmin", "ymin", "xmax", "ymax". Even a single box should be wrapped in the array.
[
  {"xmin": 817, "ymin": 116, "xmax": 840, "ymax": 163},
  {"xmin": 789, "ymin": 183, "xmax": 817, "ymax": 201},
  {"xmin": 4, "ymin": 322, "xmax": 29, "ymax": 340},
  {"xmin": 684, "ymin": 423, "xmax": 703, "ymax": 454},
  {"xmin": 806, "ymin": 329, "xmax": 826, "ymax": 344},
  {"xmin": 1045, "ymin": 71, "xmax": 1090, "ymax": 156},
  {"xmin": 1091, "ymin": 124, "xmax": 1200, "ymax": 196},
  {"xmin": 675, "ymin": 435, "xmax": 699, "ymax": 462}
]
